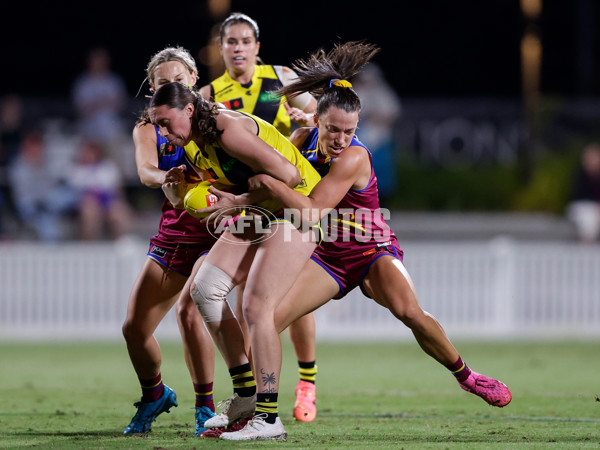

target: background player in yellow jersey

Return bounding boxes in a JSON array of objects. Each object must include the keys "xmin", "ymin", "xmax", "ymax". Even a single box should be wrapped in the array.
[
  {"xmin": 200, "ymin": 12, "xmax": 316, "ymax": 135},
  {"xmin": 199, "ymin": 12, "xmax": 320, "ymax": 422}
]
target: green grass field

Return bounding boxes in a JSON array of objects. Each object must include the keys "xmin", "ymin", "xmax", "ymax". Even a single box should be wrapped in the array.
[{"xmin": 1, "ymin": 339, "xmax": 598, "ymax": 449}]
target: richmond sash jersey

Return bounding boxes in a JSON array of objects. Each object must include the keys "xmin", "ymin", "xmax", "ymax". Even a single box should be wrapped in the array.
[
  {"xmin": 184, "ymin": 112, "xmax": 320, "ymax": 214},
  {"xmin": 209, "ymin": 65, "xmax": 293, "ymax": 137}
]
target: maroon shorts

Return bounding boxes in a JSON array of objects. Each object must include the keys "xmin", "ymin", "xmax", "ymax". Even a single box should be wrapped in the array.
[
  {"xmin": 311, "ymin": 238, "xmax": 404, "ymax": 299},
  {"xmin": 147, "ymin": 235, "xmax": 213, "ymax": 277}
]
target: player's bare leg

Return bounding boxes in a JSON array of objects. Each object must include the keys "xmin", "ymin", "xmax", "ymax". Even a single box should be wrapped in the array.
[
  {"xmin": 221, "ymin": 223, "xmax": 316, "ymax": 440},
  {"xmin": 122, "ymin": 259, "xmax": 182, "ymax": 434},
  {"xmin": 192, "ymin": 230, "xmax": 257, "ymax": 431},
  {"xmin": 176, "ymin": 255, "xmax": 217, "ymax": 435},
  {"xmin": 363, "ymin": 255, "xmax": 511, "ymax": 407}
]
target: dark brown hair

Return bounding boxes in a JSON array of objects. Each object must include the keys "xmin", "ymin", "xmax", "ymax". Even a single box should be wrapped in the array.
[
  {"xmin": 220, "ymin": 12, "xmax": 260, "ymax": 42},
  {"xmin": 146, "ymin": 82, "xmax": 223, "ymax": 144},
  {"xmin": 278, "ymin": 41, "xmax": 380, "ymax": 116}
]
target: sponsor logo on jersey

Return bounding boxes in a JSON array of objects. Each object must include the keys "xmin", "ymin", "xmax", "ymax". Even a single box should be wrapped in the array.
[
  {"xmin": 223, "ymin": 98, "xmax": 244, "ymax": 110},
  {"xmin": 258, "ymin": 92, "xmax": 279, "ymax": 103},
  {"xmin": 150, "ymin": 246, "xmax": 167, "ymax": 258},
  {"xmin": 206, "ymin": 167, "xmax": 219, "ymax": 179},
  {"xmin": 159, "ymin": 142, "xmax": 176, "ymax": 157}
]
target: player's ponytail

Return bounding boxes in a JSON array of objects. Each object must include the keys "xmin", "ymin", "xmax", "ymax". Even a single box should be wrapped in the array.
[{"xmin": 278, "ymin": 41, "xmax": 380, "ymax": 115}]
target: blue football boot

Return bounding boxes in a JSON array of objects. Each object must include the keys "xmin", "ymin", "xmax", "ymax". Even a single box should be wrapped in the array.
[
  {"xmin": 123, "ymin": 385, "xmax": 178, "ymax": 434},
  {"xmin": 194, "ymin": 405, "xmax": 216, "ymax": 436}
]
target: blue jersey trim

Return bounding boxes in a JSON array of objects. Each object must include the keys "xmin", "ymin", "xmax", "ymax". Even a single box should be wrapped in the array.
[
  {"xmin": 310, "ymin": 255, "xmax": 345, "ymax": 297},
  {"xmin": 359, "ymin": 245, "xmax": 401, "ymax": 287},
  {"xmin": 154, "ymin": 125, "xmax": 190, "ymax": 171}
]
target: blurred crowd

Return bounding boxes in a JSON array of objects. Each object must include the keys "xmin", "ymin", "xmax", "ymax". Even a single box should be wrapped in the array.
[
  {"xmin": 566, "ymin": 142, "xmax": 600, "ymax": 244},
  {"xmin": 1, "ymin": 46, "xmax": 599, "ymax": 244},
  {"xmin": 0, "ymin": 47, "xmax": 144, "ymax": 242},
  {"xmin": 0, "ymin": 46, "xmax": 405, "ymax": 244}
]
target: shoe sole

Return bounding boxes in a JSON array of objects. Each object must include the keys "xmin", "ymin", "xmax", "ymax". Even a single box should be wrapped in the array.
[
  {"xmin": 293, "ymin": 400, "xmax": 317, "ymax": 422},
  {"xmin": 294, "ymin": 414, "xmax": 316, "ymax": 422},
  {"xmin": 256, "ymin": 432, "xmax": 287, "ymax": 441},
  {"xmin": 221, "ymin": 432, "xmax": 287, "ymax": 441},
  {"xmin": 490, "ymin": 395, "xmax": 512, "ymax": 407}
]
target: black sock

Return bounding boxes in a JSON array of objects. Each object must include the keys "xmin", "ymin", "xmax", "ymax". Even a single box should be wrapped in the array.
[
  {"xmin": 256, "ymin": 392, "xmax": 278, "ymax": 424},
  {"xmin": 298, "ymin": 360, "xmax": 317, "ymax": 384},
  {"xmin": 229, "ymin": 363, "xmax": 256, "ymax": 397}
]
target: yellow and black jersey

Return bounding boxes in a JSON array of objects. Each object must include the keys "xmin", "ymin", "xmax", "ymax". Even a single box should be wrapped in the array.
[
  {"xmin": 184, "ymin": 112, "xmax": 320, "ymax": 214},
  {"xmin": 210, "ymin": 65, "xmax": 292, "ymax": 137}
]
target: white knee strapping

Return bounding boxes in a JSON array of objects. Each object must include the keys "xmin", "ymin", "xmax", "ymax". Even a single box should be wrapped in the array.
[{"xmin": 191, "ymin": 262, "xmax": 236, "ymax": 323}]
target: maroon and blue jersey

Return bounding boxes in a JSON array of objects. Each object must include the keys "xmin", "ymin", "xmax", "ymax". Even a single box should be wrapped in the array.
[
  {"xmin": 148, "ymin": 127, "xmax": 217, "ymax": 273},
  {"xmin": 297, "ymin": 128, "xmax": 333, "ymax": 178},
  {"xmin": 153, "ymin": 127, "xmax": 211, "ymax": 243},
  {"xmin": 297, "ymin": 128, "xmax": 403, "ymax": 298}
]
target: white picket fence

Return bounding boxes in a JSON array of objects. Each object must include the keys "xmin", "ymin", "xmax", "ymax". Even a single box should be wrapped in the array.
[{"xmin": 1, "ymin": 238, "xmax": 599, "ymax": 340}]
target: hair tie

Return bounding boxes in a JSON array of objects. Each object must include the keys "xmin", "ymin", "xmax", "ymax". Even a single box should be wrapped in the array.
[{"xmin": 329, "ymin": 78, "xmax": 353, "ymax": 88}]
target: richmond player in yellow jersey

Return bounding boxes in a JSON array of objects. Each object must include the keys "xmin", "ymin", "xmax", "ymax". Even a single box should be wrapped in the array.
[
  {"xmin": 198, "ymin": 12, "xmax": 321, "ymax": 424},
  {"xmin": 148, "ymin": 82, "xmax": 322, "ymax": 437},
  {"xmin": 199, "ymin": 13, "xmax": 316, "ymax": 138}
]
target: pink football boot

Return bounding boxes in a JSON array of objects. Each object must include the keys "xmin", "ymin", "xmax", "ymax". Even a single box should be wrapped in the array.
[{"xmin": 459, "ymin": 370, "xmax": 512, "ymax": 407}]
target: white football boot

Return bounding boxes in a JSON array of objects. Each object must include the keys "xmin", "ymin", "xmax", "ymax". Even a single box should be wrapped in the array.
[
  {"xmin": 203, "ymin": 393, "xmax": 256, "ymax": 428},
  {"xmin": 220, "ymin": 414, "xmax": 287, "ymax": 441}
]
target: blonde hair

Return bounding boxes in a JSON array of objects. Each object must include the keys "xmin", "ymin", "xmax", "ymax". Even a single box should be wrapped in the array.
[{"xmin": 144, "ymin": 46, "xmax": 198, "ymax": 89}]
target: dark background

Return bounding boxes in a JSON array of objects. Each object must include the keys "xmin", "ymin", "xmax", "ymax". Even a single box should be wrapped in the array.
[{"xmin": 1, "ymin": 0, "xmax": 597, "ymax": 99}]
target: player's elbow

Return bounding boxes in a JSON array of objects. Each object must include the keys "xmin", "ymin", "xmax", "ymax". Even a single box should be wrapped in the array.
[
  {"xmin": 138, "ymin": 172, "xmax": 159, "ymax": 189},
  {"xmin": 283, "ymin": 167, "xmax": 302, "ymax": 188},
  {"xmin": 137, "ymin": 164, "xmax": 163, "ymax": 189}
]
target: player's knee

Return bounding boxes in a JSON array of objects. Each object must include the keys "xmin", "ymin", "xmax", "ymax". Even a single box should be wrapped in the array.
[
  {"xmin": 176, "ymin": 298, "xmax": 200, "ymax": 330},
  {"xmin": 121, "ymin": 319, "xmax": 130, "ymax": 340},
  {"xmin": 122, "ymin": 317, "xmax": 141, "ymax": 343},
  {"xmin": 240, "ymin": 291, "xmax": 264, "ymax": 327},
  {"xmin": 390, "ymin": 299, "xmax": 424, "ymax": 327},
  {"xmin": 190, "ymin": 262, "xmax": 236, "ymax": 323}
]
